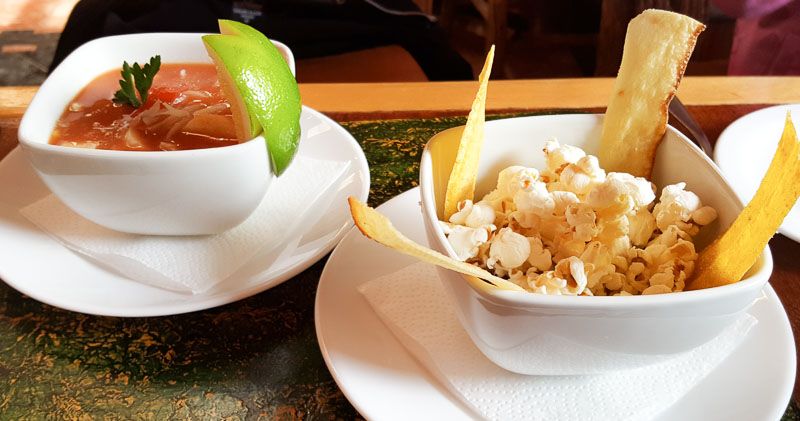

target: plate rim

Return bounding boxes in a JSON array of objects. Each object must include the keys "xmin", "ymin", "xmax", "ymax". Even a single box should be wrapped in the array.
[{"xmin": 0, "ymin": 105, "xmax": 370, "ymax": 317}]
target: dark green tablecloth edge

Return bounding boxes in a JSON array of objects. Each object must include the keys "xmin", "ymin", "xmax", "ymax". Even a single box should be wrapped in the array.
[{"xmin": 0, "ymin": 113, "xmax": 795, "ymax": 420}]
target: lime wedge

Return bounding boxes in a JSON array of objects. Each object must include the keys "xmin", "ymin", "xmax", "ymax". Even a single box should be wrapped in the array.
[
  {"xmin": 218, "ymin": 19, "xmax": 283, "ymax": 59},
  {"xmin": 203, "ymin": 21, "xmax": 301, "ymax": 176},
  {"xmin": 203, "ymin": 39, "xmax": 261, "ymax": 141}
]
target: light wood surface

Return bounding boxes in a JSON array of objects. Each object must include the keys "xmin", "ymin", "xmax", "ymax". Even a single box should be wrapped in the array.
[
  {"xmin": 3, "ymin": 77, "xmax": 800, "ymax": 120},
  {"xmin": 302, "ymin": 76, "xmax": 800, "ymax": 113}
]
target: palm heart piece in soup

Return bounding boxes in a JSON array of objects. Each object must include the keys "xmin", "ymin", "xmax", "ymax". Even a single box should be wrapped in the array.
[{"xmin": 50, "ymin": 63, "xmax": 239, "ymax": 151}]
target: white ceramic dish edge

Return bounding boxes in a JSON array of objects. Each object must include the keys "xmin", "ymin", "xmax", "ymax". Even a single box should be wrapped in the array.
[
  {"xmin": 0, "ymin": 106, "xmax": 369, "ymax": 317},
  {"xmin": 315, "ymin": 188, "xmax": 795, "ymax": 421}
]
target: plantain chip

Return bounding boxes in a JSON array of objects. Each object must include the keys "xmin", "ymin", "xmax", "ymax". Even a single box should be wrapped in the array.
[
  {"xmin": 598, "ymin": 9, "xmax": 705, "ymax": 178},
  {"xmin": 348, "ymin": 196, "xmax": 525, "ymax": 292},
  {"xmin": 443, "ymin": 46, "xmax": 495, "ymax": 220},
  {"xmin": 688, "ymin": 113, "xmax": 800, "ymax": 290}
]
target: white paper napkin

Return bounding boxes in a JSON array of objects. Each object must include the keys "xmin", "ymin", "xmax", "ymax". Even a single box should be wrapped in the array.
[
  {"xmin": 20, "ymin": 156, "xmax": 350, "ymax": 294},
  {"xmin": 359, "ymin": 263, "xmax": 757, "ymax": 421}
]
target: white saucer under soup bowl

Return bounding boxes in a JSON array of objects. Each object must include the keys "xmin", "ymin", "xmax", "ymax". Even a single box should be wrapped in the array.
[
  {"xmin": 419, "ymin": 114, "xmax": 772, "ymax": 375},
  {"xmin": 18, "ymin": 33, "xmax": 295, "ymax": 235}
]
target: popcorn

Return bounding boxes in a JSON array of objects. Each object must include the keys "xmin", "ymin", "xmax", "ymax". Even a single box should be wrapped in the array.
[
  {"xmin": 653, "ymin": 182, "xmax": 701, "ymax": 232},
  {"xmin": 605, "ymin": 172, "xmax": 655, "ymax": 208},
  {"xmin": 528, "ymin": 236, "xmax": 553, "ymax": 271},
  {"xmin": 449, "ymin": 200, "xmax": 496, "ymax": 228},
  {"xmin": 507, "ymin": 270, "xmax": 528, "ymax": 289},
  {"xmin": 649, "ymin": 271, "xmax": 675, "ymax": 289},
  {"xmin": 488, "ymin": 228, "xmax": 530, "ymax": 270},
  {"xmin": 527, "ymin": 257, "xmax": 588, "ymax": 296},
  {"xmin": 514, "ymin": 181, "xmax": 554, "ymax": 217},
  {"xmin": 440, "ymin": 221, "xmax": 491, "ymax": 261},
  {"xmin": 553, "ymin": 256, "xmax": 589, "ymax": 295},
  {"xmin": 565, "ymin": 203, "xmax": 597, "ymax": 242},
  {"xmin": 692, "ymin": 206, "xmax": 718, "ymax": 226},
  {"xmin": 528, "ymin": 271, "xmax": 568, "ymax": 295},
  {"xmin": 440, "ymin": 141, "xmax": 714, "ymax": 296},
  {"xmin": 628, "ymin": 208, "xmax": 657, "ymax": 246},
  {"xmin": 544, "ymin": 139, "xmax": 585, "ymax": 174},
  {"xmin": 586, "ymin": 179, "xmax": 633, "ymax": 217},
  {"xmin": 606, "ymin": 235, "xmax": 632, "ymax": 258},
  {"xmin": 642, "ymin": 284, "xmax": 672, "ymax": 295},
  {"xmin": 612, "ymin": 255, "xmax": 629, "ymax": 272},
  {"xmin": 595, "ymin": 216, "xmax": 629, "ymax": 246},
  {"xmin": 551, "ymin": 191, "xmax": 579, "ymax": 215},
  {"xmin": 604, "ymin": 272, "xmax": 626, "ymax": 292},
  {"xmin": 552, "ymin": 235, "xmax": 587, "ymax": 261},
  {"xmin": 579, "ymin": 241, "xmax": 616, "ymax": 292},
  {"xmin": 485, "ymin": 166, "xmax": 540, "ymax": 202},
  {"xmin": 558, "ymin": 156, "xmax": 606, "ymax": 195},
  {"xmin": 649, "ymin": 225, "xmax": 691, "ymax": 248}
]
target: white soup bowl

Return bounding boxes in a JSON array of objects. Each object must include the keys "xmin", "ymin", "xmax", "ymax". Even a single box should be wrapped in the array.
[{"xmin": 18, "ymin": 33, "xmax": 295, "ymax": 235}]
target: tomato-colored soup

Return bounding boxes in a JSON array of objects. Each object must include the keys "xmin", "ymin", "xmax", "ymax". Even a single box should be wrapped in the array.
[{"xmin": 50, "ymin": 63, "xmax": 238, "ymax": 151}]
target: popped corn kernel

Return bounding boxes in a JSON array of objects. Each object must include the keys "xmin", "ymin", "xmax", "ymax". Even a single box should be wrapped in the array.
[
  {"xmin": 551, "ymin": 191, "xmax": 580, "ymax": 215},
  {"xmin": 628, "ymin": 208, "xmax": 657, "ymax": 246},
  {"xmin": 514, "ymin": 181, "xmax": 555, "ymax": 217},
  {"xmin": 450, "ymin": 200, "xmax": 496, "ymax": 228},
  {"xmin": 488, "ymin": 228, "xmax": 530, "ymax": 270},
  {"xmin": 554, "ymin": 256, "xmax": 589, "ymax": 295},
  {"xmin": 440, "ymin": 221, "xmax": 491, "ymax": 261},
  {"xmin": 558, "ymin": 165, "xmax": 593, "ymax": 195},
  {"xmin": 543, "ymin": 139, "xmax": 586, "ymax": 174},
  {"xmin": 508, "ymin": 270, "xmax": 528, "ymax": 289},
  {"xmin": 653, "ymin": 182, "xmax": 702, "ymax": 231},
  {"xmin": 553, "ymin": 235, "xmax": 587, "ymax": 261},
  {"xmin": 528, "ymin": 271, "xmax": 568, "ymax": 295},
  {"xmin": 556, "ymin": 156, "xmax": 604, "ymax": 194},
  {"xmin": 605, "ymin": 172, "xmax": 656, "ymax": 208},
  {"xmin": 565, "ymin": 203, "xmax": 598, "ymax": 242},
  {"xmin": 604, "ymin": 272, "xmax": 626, "ymax": 291},
  {"xmin": 488, "ymin": 166, "xmax": 540, "ymax": 201},
  {"xmin": 528, "ymin": 236, "xmax": 553, "ymax": 272},
  {"xmin": 642, "ymin": 284, "xmax": 672, "ymax": 295},
  {"xmin": 692, "ymin": 206, "xmax": 718, "ymax": 226},
  {"xmin": 612, "ymin": 255, "xmax": 629, "ymax": 272},
  {"xmin": 649, "ymin": 271, "xmax": 675, "ymax": 290}
]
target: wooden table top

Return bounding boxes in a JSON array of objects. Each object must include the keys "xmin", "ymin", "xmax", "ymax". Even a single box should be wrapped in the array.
[
  {"xmin": 3, "ymin": 76, "xmax": 800, "ymax": 118},
  {"xmin": 0, "ymin": 77, "xmax": 798, "ymax": 418}
]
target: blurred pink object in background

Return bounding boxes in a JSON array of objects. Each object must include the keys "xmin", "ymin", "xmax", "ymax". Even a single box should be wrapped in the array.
[{"xmin": 714, "ymin": 0, "xmax": 800, "ymax": 75}]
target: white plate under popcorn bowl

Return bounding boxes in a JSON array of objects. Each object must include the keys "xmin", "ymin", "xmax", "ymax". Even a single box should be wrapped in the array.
[{"xmin": 419, "ymin": 114, "xmax": 773, "ymax": 375}]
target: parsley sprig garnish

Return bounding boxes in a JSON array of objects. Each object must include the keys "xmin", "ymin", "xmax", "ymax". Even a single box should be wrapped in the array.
[{"xmin": 113, "ymin": 55, "xmax": 161, "ymax": 108}]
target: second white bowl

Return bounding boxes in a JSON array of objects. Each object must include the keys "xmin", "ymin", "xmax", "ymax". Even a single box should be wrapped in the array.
[{"xmin": 419, "ymin": 114, "xmax": 772, "ymax": 375}]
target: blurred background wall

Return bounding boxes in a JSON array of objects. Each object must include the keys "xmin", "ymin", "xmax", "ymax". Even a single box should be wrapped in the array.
[{"xmin": 0, "ymin": 0, "xmax": 792, "ymax": 85}]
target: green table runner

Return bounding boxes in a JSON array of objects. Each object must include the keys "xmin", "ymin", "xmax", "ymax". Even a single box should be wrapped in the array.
[{"xmin": 0, "ymin": 115, "xmax": 796, "ymax": 420}]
